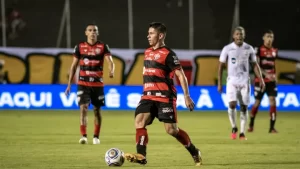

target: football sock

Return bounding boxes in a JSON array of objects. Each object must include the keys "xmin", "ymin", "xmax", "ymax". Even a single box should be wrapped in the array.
[
  {"xmin": 228, "ymin": 108, "xmax": 237, "ymax": 128},
  {"xmin": 270, "ymin": 106, "xmax": 277, "ymax": 129},
  {"xmin": 80, "ymin": 125, "xmax": 87, "ymax": 137},
  {"xmin": 136, "ymin": 128, "xmax": 148, "ymax": 157},
  {"xmin": 240, "ymin": 110, "xmax": 248, "ymax": 134},
  {"xmin": 249, "ymin": 106, "xmax": 258, "ymax": 127},
  {"xmin": 93, "ymin": 124, "xmax": 100, "ymax": 138},
  {"xmin": 175, "ymin": 128, "xmax": 198, "ymax": 156}
]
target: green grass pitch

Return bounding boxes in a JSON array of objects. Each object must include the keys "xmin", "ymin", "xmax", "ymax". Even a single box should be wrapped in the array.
[{"xmin": 0, "ymin": 110, "xmax": 299, "ymax": 169}]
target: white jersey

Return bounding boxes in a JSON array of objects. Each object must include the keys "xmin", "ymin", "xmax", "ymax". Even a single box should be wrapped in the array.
[{"xmin": 219, "ymin": 42, "xmax": 256, "ymax": 84}]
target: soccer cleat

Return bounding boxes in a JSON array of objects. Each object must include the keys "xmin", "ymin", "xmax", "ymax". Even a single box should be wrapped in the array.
[
  {"xmin": 269, "ymin": 128, "xmax": 278, "ymax": 133},
  {"xmin": 231, "ymin": 127, "xmax": 238, "ymax": 140},
  {"xmin": 192, "ymin": 149, "xmax": 202, "ymax": 166},
  {"xmin": 79, "ymin": 137, "xmax": 88, "ymax": 144},
  {"xmin": 247, "ymin": 127, "xmax": 254, "ymax": 132},
  {"xmin": 239, "ymin": 133, "xmax": 247, "ymax": 140},
  {"xmin": 93, "ymin": 137, "xmax": 100, "ymax": 144},
  {"xmin": 124, "ymin": 153, "xmax": 147, "ymax": 165}
]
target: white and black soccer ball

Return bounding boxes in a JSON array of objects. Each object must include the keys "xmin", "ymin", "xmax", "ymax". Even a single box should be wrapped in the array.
[{"xmin": 104, "ymin": 148, "xmax": 125, "ymax": 166}]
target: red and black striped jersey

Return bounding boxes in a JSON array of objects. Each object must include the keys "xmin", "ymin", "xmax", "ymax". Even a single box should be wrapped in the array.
[
  {"xmin": 255, "ymin": 45, "xmax": 277, "ymax": 83},
  {"xmin": 141, "ymin": 46, "xmax": 182, "ymax": 103},
  {"xmin": 73, "ymin": 41, "xmax": 111, "ymax": 87}
]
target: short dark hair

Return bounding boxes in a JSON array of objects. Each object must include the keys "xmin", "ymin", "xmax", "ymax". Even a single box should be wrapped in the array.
[
  {"xmin": 149, "ymin": 22, "xmax": 167, "ymax": 34},
  {"xmin": 85, "ymin": 24, "xmax": 97, "ymax": 30},
  {"xmin": 233, "ymin": 26, "xmax": 245, "ymax": 33},
  {"xmin": 263, "ymin": 29, "xmax": 274, "ymax": 35}
]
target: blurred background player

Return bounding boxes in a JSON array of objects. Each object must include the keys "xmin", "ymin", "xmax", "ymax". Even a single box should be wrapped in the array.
[
  {"xmin": 65, "ymin": 24, "xmax": 115, "ymax": 144},
  {"xmin": 248, "ymin": 30, "xmax": 278, "ymax": 133},
  {"xmin": 124, "ymin": 22, "xmax": 202, "ymax": 166},
  {"xmin": 218, "ymin": 26, "xmax": 265, "ymax": 140}
]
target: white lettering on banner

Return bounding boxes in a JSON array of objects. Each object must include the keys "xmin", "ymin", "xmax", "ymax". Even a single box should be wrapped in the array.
[
  {"xmin": 196, "ymin": 89, "xmax": 213, "ymax": 108},
  {"xmin": 60, "ymin": 92, "xmax": 78, "ymax": 107},
  {"xmin": 176, "ymin": 94, "xmax": 187, "ymax": 108},
  {"xmin": 0, "ymin": 92, "xmax": 52, "ymax": 108},
  {"xmin": 127, "ymin": 93, "xmax": 142, "ymax": 108},
  {"xmin": 283, "ymin": 93, "xmax": 300, "ymax": 107},
  {"xmin": 106, "ymin": 88, "xmax": 120, "ymax": 108},
  {"xmin": 221, "ymin": 93, "xmax": 228, "ymax": 108}
]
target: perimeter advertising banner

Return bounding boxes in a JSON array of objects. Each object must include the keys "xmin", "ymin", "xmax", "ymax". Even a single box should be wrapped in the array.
[{"xmin": 0, "ymin": 85, "xmax": 299, "ymax": 111}]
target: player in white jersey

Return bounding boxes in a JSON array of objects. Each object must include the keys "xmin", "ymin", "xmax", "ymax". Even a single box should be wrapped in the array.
[{"xmin": 218, "ymin": 26, "xmax": 265, "ymax": 140}]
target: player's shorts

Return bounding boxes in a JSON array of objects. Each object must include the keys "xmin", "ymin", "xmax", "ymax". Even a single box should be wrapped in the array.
[
  {"xmin": 226, "ymin": 82, "xmax": 250, "ymax": 105},
  {"xmin": 135, "ymin": 99, "xmax": 177, "ymax": 125},
  {"xmin": 254, "ymin": 81, "xmax": 277, "ymax": 100},
  {"xmin": 77, "ymin": 85, "xmax": 105, "ymax": 107}
]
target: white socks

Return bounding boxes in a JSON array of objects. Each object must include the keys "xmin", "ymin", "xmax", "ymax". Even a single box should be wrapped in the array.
[
  {"xmin": 228, "ymin": 108, "xmax": 237, "ymax": 128},
  {"xmin": 228, "ymin": 108, "xmax": 248, "ymax": 134},
  {"xmin": 240, "ymin": 110, "xmax": 248, "ymax": 134}
]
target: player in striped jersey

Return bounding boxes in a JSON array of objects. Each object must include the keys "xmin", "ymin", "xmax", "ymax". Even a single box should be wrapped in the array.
[
  {"xmin": 248, "ymin": 30, "xmax": 278, "ymax": 133},
  {"xmin": 124, "ymin": 22, "xmax": 202, "ymax": 166},
  {"xmin": 65, "ymin": 24, "xmax": 115, "ymax": 144}
]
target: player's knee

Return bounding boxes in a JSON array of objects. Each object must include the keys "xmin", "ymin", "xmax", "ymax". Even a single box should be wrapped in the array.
[
  {"xmin": 80, "ymin": 104, "xmax": 88, "ymax": 114},
  {"xmin": 240, "ymin": 105, "xmax": 247, "ymax": 112},
  {"xmin": 93, "ymin": 106, "xmax": 101, "ymax": 115},
  {"xmin": 135, "ymin": 119, "xmax": 146, "ymax": 129},
  {"xmin": 269, "ymin": 97, "xmax": 276, "ymax": 106},
  {"xmin": 165, "ymin": 124, "xmax": 178, "ymax": 136},
  {"xmin": 229, "ymin": 102, "xmax": 236, "ymax": 109}
]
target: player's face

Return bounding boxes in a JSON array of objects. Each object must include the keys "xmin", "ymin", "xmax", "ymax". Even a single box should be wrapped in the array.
[
  {"xmin": 263, "ymin": 33, "xmax": 274, "ymax": 46},
  {"xmin": 85, "ymin": 25, "xmax": 98, "ymax": 40},
  {"xmin": 233, "ymin": 29, "xmax": 245, "ymax": 45},
  {"xmin": 147, "ymin": 27, "xmax": 164, "ymax": 46}
]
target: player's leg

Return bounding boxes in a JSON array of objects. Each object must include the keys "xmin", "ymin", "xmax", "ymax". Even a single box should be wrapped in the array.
[
  {"xmin": 159, "ymin": 101, "xmax": 202, "ymax": 166},
  {"xmin": 267, "ymin": 82, "xmax": 278, "ymax": 133},
  {"xmin": 124, "ymin": 100, "xmax": 154, "ymax": 165},
  {"xmin": 91, "ymin": 87, "xmax": 105, "ymax": 144},
  {"xmin": 248, "ymin": 82, "xmax": 264, "ymax": 132},
  {"xmin": 77, "ymin": 85, "xmax": 91, "ymax": 144},
  {"xmin": 238, "ymin": 84, "xmax": 250, "ymax": 140},
  {"xmin": 226, "ymin": 83, "xmax": 238, "ymax": 139}
]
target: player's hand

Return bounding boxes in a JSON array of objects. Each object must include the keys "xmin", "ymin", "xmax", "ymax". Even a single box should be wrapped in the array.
[
  {"xmin": 217, "ymin": 84, "xmax": 223, "ymax": 93},
  {"xmin": 109, "ymin": 72, "xmax": 114, "ymax": 78},
  {"xmin": 184, "ymin": 95, "xmax": 195, "ymax": 111},
  {"xmin": 65, "ymin": 85, "xmax": 71, "ymax": 96},
  {"xmin": 259, "ymin": 79, "xmax": 266, "ymax": 91}
]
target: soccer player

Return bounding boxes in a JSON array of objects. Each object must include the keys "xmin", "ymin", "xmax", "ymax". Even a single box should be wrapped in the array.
[
  {"xmin": 248, "ymin": 30, "xmax": 278, "ymax": 133},
  {"xmin": 124, "ymin": 22, "xmax": 202, "ymax": 166},
  {"xmin": 218, "ymin": 26, "xmax": 265, "ymax": 140},
  {"xmin": 65, "ymin": 24, "xmax": 115, "ymax": 144}
]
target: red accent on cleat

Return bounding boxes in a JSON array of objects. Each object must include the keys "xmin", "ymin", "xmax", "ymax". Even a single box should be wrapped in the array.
[
  {"xmin": 231, "ymin": 133, "xmax": 237, "ymax": 140},
  {"xmin": 248, "ymin": 127, "xmax": 254, "ymax": 132}
]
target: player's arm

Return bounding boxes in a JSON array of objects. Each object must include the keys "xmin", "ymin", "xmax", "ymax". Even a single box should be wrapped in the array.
[
  {"xmin": 218, "ymin": 46, "xmax": 227, "ymax": 93},
  {"xmin": 104, "ymin": 44, "xmax": 115, "ymax": 78},
  {"xmin": 250, "ymin": 47, "xmax": 265, "ymax": 90},
  {"xmin": 68, "ymin": 45, "xmax": 80, "ymax": 86},
  {"xmin": 65, "ymin": 45, "xmax": 80, "ymax": 95},
  {"xmin": 166, "ymin": 53, "xmax": 195, "ymax": 111}
]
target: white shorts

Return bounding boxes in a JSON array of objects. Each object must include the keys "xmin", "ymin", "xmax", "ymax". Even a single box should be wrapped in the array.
[{"xmin": 226, "ymin": 82, "xmax": 250, "ymax": 105}]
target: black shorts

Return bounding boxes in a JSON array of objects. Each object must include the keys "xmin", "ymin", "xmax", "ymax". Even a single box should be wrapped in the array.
[
  {"xmin": 254, "ymin": 81, "xmax": 277, "ymax": 100},
  {"xmin": 135, "ymin": 99, "xmax": 177, "ymax": 125},
  {"xmin": 77, "ymin": 85, "xmax": 105, "ymax": 107}
]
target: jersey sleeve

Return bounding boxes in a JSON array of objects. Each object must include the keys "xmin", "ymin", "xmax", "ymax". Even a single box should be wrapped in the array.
[
  {"xmin": 219, "ymin": 46, "xmax": 228, "ymax": 63},
  {"xmin": 165, "ymin": 51, "xmax": 181, "ymax": 71},
  {"xmin": 104, "ymin": 44, "xmax": 111, "ymax": 56},
  {"xmin": 249, "ymin": 46, "xmax": 257, "ymax": 62},
  {"xmin": 73, "ymin": 44, "xmax": 81, "ymax": 58}
]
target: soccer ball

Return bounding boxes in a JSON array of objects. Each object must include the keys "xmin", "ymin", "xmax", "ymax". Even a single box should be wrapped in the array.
[{"xmin": 104, "ymin": 148, "xmax": 125, "ymax": 166}]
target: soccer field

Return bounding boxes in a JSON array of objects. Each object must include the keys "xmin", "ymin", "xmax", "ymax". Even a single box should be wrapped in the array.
[{"xmin": 0, "ymin": 110, "xmax": 299, "ymax": 169}]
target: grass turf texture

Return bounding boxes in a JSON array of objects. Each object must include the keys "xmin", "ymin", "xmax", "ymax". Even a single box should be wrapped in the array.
[{"xmin": 0, "ymin": 110, "xmax": 299, "ymax": 169}]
